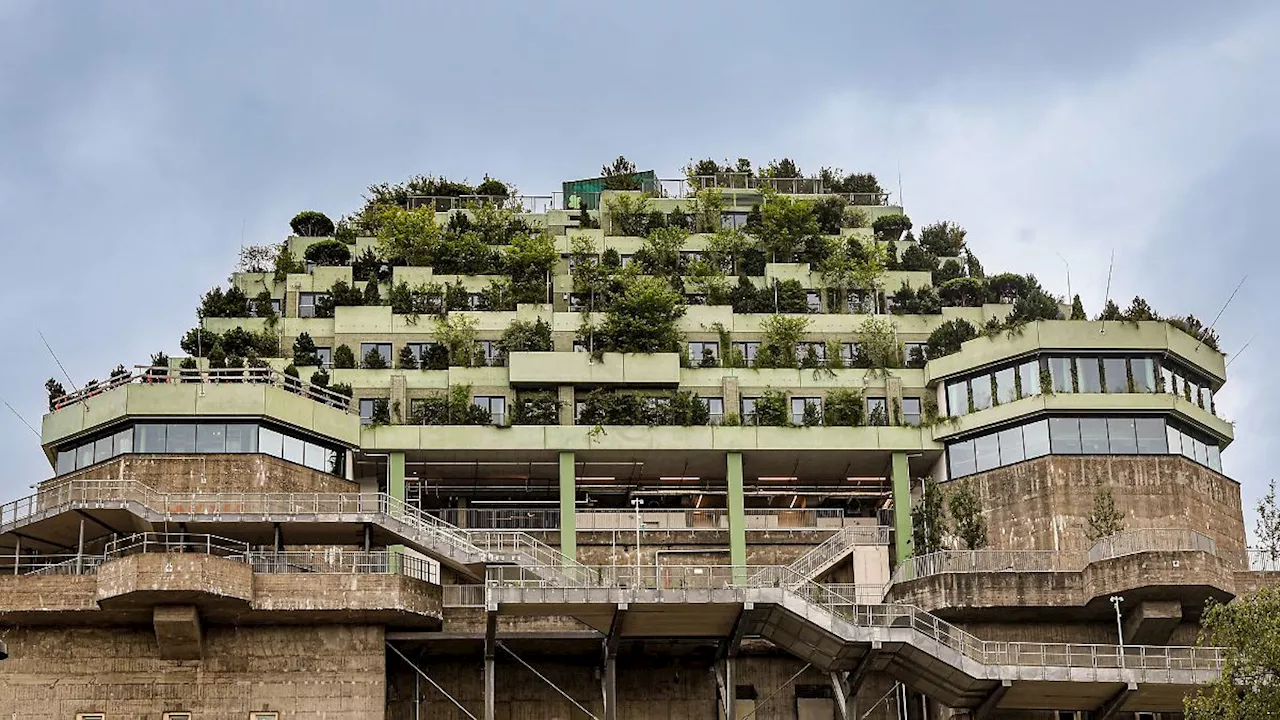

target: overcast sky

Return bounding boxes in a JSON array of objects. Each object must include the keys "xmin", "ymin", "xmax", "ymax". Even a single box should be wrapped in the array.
[{"xmin": 1, "ymin": 1, "xmax": 1275, "ymax": 532}]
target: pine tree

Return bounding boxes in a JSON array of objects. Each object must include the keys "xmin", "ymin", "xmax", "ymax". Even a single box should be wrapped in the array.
[
  {"xmin": 1070, "ymin": 294, "xmax": 1086, "ymax": 320},
  {"xmin": 911, "ymin": 478, "xmax": 947, "ymax": 555},
  {"xmin": 948, "ymin": 480, "xmax": 988, "ymax": 550},
  {"xmin": 1086, "ymin": 485, "xmax": 1124, "ymax": 541}
]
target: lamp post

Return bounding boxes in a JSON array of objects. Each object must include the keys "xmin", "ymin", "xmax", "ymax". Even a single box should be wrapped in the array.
[{"xmin": 1110, "ymin": 595, "xmax": 1125, "ymax": 666}]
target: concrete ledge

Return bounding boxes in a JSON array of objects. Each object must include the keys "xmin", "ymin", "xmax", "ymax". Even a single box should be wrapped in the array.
[{"xmin": 96, "ymin": 553, "xmax": 254, "ymax": 609}]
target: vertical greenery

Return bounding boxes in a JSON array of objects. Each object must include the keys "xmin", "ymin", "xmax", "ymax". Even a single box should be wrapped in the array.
[
  {"xmin": 911, "ymin": 478, "xmax": 947, "ymax": 556},
  {"xmin": 757, "ymin": 314, "xmax": 810, "ymax": 368},
  {"xmin": 948, "ymin": 480, "xmax": 987, "ymax": 550}
]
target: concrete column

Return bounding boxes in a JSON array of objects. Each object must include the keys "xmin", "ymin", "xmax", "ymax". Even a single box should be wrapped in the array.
[
  {"xmin": 559, "ymin": 451, "xmax": 577, "ymax": 563},
  {"xmin": 390, "ymin": 452, "xmax": 407, "ymax": 572},
  {"xmin": 602, "ymin": 653, "xmax": 617, "ymax": 720},
  {"xmin": 722, "ymin": 376, "xmax": 740, "ymax": 422},
  {"xmin": 558, "ymin": 385, "xmax": 575, "ymax": 426},
  {"xmin": 390, "ymin": 373, "xmax": 407, "ymax": 423},
  {"xmin": 891, "ymin": 452, "xmax": 911, "ymax": 566},
  {"xmin": 727, "ymin": 452, "xmax": 746, "ymax": 576},
  {"xmin": 886, "ymin": 376, "xmax": 903, "ymax": 425},
  {"xmin": 483, "ymin": 655, "xmax": 495, "ymax": 720},
  {"xmin": 285, "ymin": 288, "xmax": 300, "ymax": 318}
]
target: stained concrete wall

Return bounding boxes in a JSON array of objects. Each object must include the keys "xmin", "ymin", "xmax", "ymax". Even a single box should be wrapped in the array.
[
  {"xmin": 54, "ymin": 453, "xmax": 359, "ymax": 494},
  {"xmin": 0, "ymin": 625, "xmax": 385, "ymax": 719},
  {"xmin": 946, "ymin": 455, "xmax": 1244, "ymax": 565}
]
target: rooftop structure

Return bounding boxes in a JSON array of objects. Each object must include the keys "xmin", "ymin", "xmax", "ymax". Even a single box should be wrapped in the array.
[{"xmin": 6, "ymin": 160, "xmax": 1253, "ymax": 719}]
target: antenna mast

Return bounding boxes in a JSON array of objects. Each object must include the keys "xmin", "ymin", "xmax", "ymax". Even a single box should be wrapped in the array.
[{"xmin": 1099, "ymin": 250, "xmax": 1115, "ymax": 334}]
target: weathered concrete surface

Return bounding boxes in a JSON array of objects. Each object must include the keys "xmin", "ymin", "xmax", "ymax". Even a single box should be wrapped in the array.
[
  {"xmin": 95, "ymin": 553, "xmax": 255, "ymax": 609},
  {"xmin": 1123, "ymin": 600, "xmax": 1183, "ymax": 646},
  {"xmin": 0, "ymin": 625, "xmax": 385, "ymax": 719},
  {"xmin": 152, "ymin": 604, "xmax": 202, "ymax": 660},
  {"xmin": 944, "ymin": 455, "xmax": 1245, "ymax": 565},
  {"xmin": 52, "ymin": 452, "xmax": 358, "ymax": 494}
]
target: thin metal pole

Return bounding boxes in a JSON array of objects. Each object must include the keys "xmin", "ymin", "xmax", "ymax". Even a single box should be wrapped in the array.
[
  {"xmin": 739, "ymin": 663, "xmax": 812, "ymax": 720},
  {"xmin": 12, "ymin": 536, "xmax": 19, "ymax": 575},
  {"xmin": 498, "ymin": 642, "xmax": 600, "ymax": 720},
  {"xmin": 386, "ymin": 642, "xmax": 478, "ymax": 720},
  {"xmin": 75, "ymin": 515, "xmax": 85, "ymax": 574}
]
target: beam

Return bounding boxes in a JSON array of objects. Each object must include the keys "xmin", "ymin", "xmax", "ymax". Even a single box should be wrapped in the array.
[
  {"xmin": 715, "ymin": 657, "xmax": 737, "ymax": 720},
  {"xmin": 390, "ymin": 452, "xmax": 406, "ymax": 574},
  {"xmin": 499, "ymin": 642, "xmax": 600, "ymax": 720},
  {"xmin": 75, "ymin": 509, "xmax": 123, "ymax": 536},
  {"xmin": 484, "ymin": 607, "xmax": 497, "ymax": 720},
  {"xmin": 972, "ymin": 680, "xmax": 1010, "ymax": 720},
  {"xmin": 890, "ymin": 452, "xmax": 911, "ymax": 566},
  {"xmin": 846, "ymin": 641, "xmax": 881, "ymax": 699},
  {"xmin": 9, "ymin": 530, "xmax": 74, "ymax": 552},
  {"xmin": 559, "ymin": 451, "xmax": 576, "ymax": 563},
  {"xmin": 387, "ymin": 642, "xmax": 478, "ymax": 720},
  {"xmin": 830, "ymin": 671, "xmax": 850, "ymax": 720},
  {"xmin": 719, "ymin": 603, "xmax": 753, "ymax": 660},
  {"xmin": 386, "ymin": 630, "xmax": 603, "ymax": 641},
  {"xmin": 727, "ymin": 452, "xmax": 746, "ymax": 581},
  {"xmin": 602, "ymin": 603, "xmax": 626, "ymax": 720},
  {"xmin": 1094, "ymin": 682, "xmax": 1137, "ymax": 720}
]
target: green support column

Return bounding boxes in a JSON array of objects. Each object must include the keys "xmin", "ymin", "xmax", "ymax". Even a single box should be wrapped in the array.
[
  {"xmin": 727, "ymin": 452, "xmax": 746, "ymax": 580},
  {"xmin": 891, "ymin": 452, "xmax": 912, "ymax": 567},
  {"xmin": 389, "ymin": 452, "xmax": 406, "ymax": 573},
  {"xmin": 559, "ymin": 451, "xmax": 577, "ymax": 564}
]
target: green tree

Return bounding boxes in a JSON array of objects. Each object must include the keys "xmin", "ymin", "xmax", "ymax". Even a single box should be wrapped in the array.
[
  {"xmin": 397, "ymin": 345, "xmax": 418, "ymax": 370},
  {"xmin": 750, "ymin": 193, "xmax": 819, "ymax": 263},
  {"xmin": 292, "ymin": 332, "xmax": 320, "ymax": 366},
  {"xmin": 1070, "ymin": 294, "xmax": 1087, "ymax": 320},
  {"xmin": 1186, "ymin": 587, "xmax": 1280, "ymax": 719},
  {"xmin": 925, "ymin": 319, "xmax": 978, "ymax": 359},
  {"xmin": 362, "ymin": 346, "xmax": 388, "ymax": 370},
  {"xmin": 304, "ymin": 239, "xmax": 351, "ymax": 266},
  {"xmin": 857, "ymin": 316, "xmax": 903, "ymax": 372},
  {"xmin": 291, "ymin": 210, "xmax": 335, "ymax": 237},
  {"xmin": 1256, "ymin": 479, "xmax": 1280, "ymax": 566},
  {"xmin": 601, "ymin": 155, "xmax": 641, "ymax": 190},
  {"xmin": 948, "ymin": 480, "xmax": 988, "ymax": 550},
  {"xmin": 1086, "ymin": 485, "xmax": 1124, "ymax": 541},
  {"xmin": 333, "ymin": 344, "xmax": 356, "ymax": 369},
  {"xmin": 598, "ymin": 276, "xmax": 686, "ymax": 354},
  {"xmin": 911, "ymin": 478, "xmax": 947, "ymax": 556},
  {"xmin": 918, "ymin": 221, "xmax": 967, "ymax": 257}
]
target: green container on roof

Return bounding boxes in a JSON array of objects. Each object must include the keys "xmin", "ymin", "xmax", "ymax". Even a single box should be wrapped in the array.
[{"xmin": 562, "ymin": 171, "xmax": 657, "ymax": 211}]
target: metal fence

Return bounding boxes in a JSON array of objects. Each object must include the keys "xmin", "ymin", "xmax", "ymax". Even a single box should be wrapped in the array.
[
  {"xmin": 426, "ymin": 507, "xmax": 864, "ymax": 532},
  {"xmin": 443, "ymin": 584, "xmax": 486, "ymax": 607},
  {"xmin": 237, "ymin": 549, "xmax": 438, "ymax": 584},
  {"xmin": 1087, "ymin": 529, "xmax": 1217, "ymax": 563},
  {"xmin": 892, "ymin": 550, "xmax": 1079, "ymax": 584},
  {"xmin": 50, "ymin": 365, "xmax": 353, "ymax": 414}
]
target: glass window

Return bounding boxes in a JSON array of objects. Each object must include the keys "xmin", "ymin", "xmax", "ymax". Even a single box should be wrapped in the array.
[
  {"xmin": 741, "ymin": 397, "xmax": 758, "ymax": 425},
  {"xmin": 866, "ymin": 397, "xmax": 888, "ymax": 426},
  {"xmin": 225, "ymin": 424, "xmax": 257, "ymax": 453},
  {"xmin": 1135, "ymin": 418, "xmax": 1167, "ymax": 454},
  {"xmin": 998, "ymin": 427, "xmax": 1025, "ymax": 465},
  {"xmin": 792, "ymin": 397, "xmax": 821, "ymax": 425},
  {"xmin": 360, "ymin": 343, "xmax": 392, "ymax": 368},
  {"xmin": 1206, "ymin": 444, "xmax": 1222, "ymax": 472},
  {"xmin": 946, "ymin": 381, "xmax": 968, "ymax": 416},
  {"xmin": 196, "ymin": 424, "xmax": 227, "ymax": 453},
  {"xmin": 688, "ymin": 341, "xmax": 720, "ymax": 365},
  {"xmin": 258, "ymin": 426, "xmax": 284, "ymax": 458},
  {"xmin": 1132, "ymin": 358, "xmax": 1156, "ymax": 393},
  {"xmin": 166, "ymin": 424, "xmax": 196, "ymax": 453},
  {"xmin": 1018, "ymin": 361, "xmax": 1041, "ymax": 398},
  {"xmin": 1080, "ymin": 418, "xmax": 1109, "ymax": 453},
  {"xmin": 1171, "ymin": 371, "xmax": 1183, "ymax": 398},
  {"xmin": 303, "ymin": 441, "xmax": 328, "ymax": 472},
  {"xmin": 77, "ymin": 443, "xmax": 94, "ymax": 469},
  {"xmin": 136, "ymin": 423, "xmax": 167, "ymax": 453},
  {"xmin": 805, "ymin": 291, "xmax": 821, "ymax": 313},
  {"xmin": 298, "ymin": 292, "xmax": 320, "ymax": 318},
  {"xmin": 316, "ymin": 347, "xmax": 332, "ymax": 368},
  {"xmin": 702, "ymin": 397, "xmax": 725, "ymax": 423},
  {"xmin": 902, "ymin": 398, "xmax": 922, "ymax": 427},
  {"xmin": 974, "ymin": 434, "xmax": 1000, "ymax": 472},
  {"xmin": 1104, "ymin": 358, "xmax": 1129, "ymax": 394},
  {"xmin": 1192, "ymin": 437, "xmax": 1207, "ymax": 464},
  {"xmin": 1076, "ymin": 358, "xmax": 1102, "ymax": 393},
  {"xmin": 1167, "ymin": 425, "xmax": 1184, "ymax": 457},
  {"xmin": 282, "ymin": 435, "xmax": 305, "ymax": 465},
  {"xmin": 994, "ymin": 367, "xmax": 1016, "ymax": 405},
  {"xmin": 1200, "ymin": 387, "xmax": 1214, "ymax": 415},
  {"xmin": 1185, "ymin": 377, "xmax": 1200, "ymax": 406},
  {"xmin": 1107, "ymin": 418, "xmax": 1138, "ymax": 454},
  {"xmin": 1160, "ymin": 365, "xmax": 1175, "ymax": 395},
  {"xmin": 359, "ymin": 399, "xmax": 377, "ymax": 426},
  {"xmin": 1048, "ymin": 357, "xmax": 1074, "ymax": 393},
  {"xmin": 113, "ymin": 427, "xmax": 133, "ymax": 456},
  {"xmin": 476, "ymin": 340, "xmax": 501, "ymax": 366},
  {"xmin": 57, "ymin": 449, "xmax": 76, "ymax": 475},
  {"xmin": 949, "ymin": 440, "xmax": 976, "ymax": 479},
  {"xmin": 971, "ymin": 375, "xmax": 992, "ymax": 411},
  {"xmin": 1023, "ymin": 420, "xmax": 1050, "ymax": 458},
  {"xmin": 1050, "ymin": 418, "xmax": 1082, "ymax": 454},
  {"xmin": 92, "ymin": 436, "xmax": 113, "ymax": 464},
  {"xmin": 475, "ymin": 396, "xmax": 507, "ymax": 425},
  {"xmin": 841, "ymin": 342, "xmax": 860, "ymax": 365},
  {"xmin": 734, "ymin": 342, "xmax": 760, "ymax": 366}
]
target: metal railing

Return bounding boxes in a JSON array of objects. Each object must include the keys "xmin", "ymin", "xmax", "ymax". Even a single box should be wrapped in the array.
[
  {"xmin": 425, "ymin": 507, "xmax": 860, "ymax": 532},
  {"xmin": 237, "ymin": 549, "xmax": 439, "ymax": 584},
  {"xmin": 783, "ymin": 526, "xmax": 893, "ymax": 582},
  {"xmin": 50, "ymin": 365, "xmax": 354, "ymax": 414},
  {"xmin": 1248, "ymin": 548, "xmax": 1280, "ymax": 571},
  {"xmin": 1088, "ymin": 529, "xmax": 1217, "ymax": 564},
  {"xmin": 104, "ymin": 532, "xmax": 249, "ymax": 558},
  {"xmin": 891, "ymin": 550, "xmax": 1079, "ymax": 585},
  {"xmin": 9, "ymin": 554, "xmax": 106, "ymax": 576},
  {"xmin": 443, "ymin": 584, "xmax": 486, "ymax": 607}
]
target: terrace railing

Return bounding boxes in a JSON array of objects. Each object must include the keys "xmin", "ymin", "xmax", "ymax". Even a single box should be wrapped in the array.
[
  {"xmin": 51, "ymin": 365, "xmax": 354, "ymax": 414},
  {"xmin": 1087, "ymin": 529, "xmax": 1217, "ymax": 564},
  {"xmin": 406, "ymin": 195, "xmax": 554, "ymax": 214}
]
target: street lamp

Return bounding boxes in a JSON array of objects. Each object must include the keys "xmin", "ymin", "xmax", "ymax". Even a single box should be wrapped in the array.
[
  {"xmin": 630, "ymin": 498, "xmax": 644, "ymax": 577},
  {"xmin": 1110, "ymin": 595, "xmax": 1125, "ymax": 666}
]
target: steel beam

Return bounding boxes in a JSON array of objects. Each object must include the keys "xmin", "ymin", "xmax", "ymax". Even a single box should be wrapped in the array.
[
  {"xmin": 387, "ymin": 642, "xmax": 478, "ymax": 720},
  {"xmin": 499, "ymin": 641, "xmax": 599, "ymax": 720},
  {"xmin": 719, "ymin": 602, "xmax": 753, "ymax": 660},
  {"xmin": 845, "ymin": 641, "xmax": 881, "ymax": 699},
  {"xmin": 830, "ymin": 671, "xmax": 850, "ymax": 720},
  {"xmin": 1095, "ymin": 682, "xmax": 1138, "ymax": 720},
  {"xmin": 602, "ymin": 603, "xmax": 625, "ymax": 720},
  {"xmin": 715, "ymin": 657, "xmax": 737, "ymax": 720},
  {"xmin": 972, "ymin": 680, "xmax": 1011, "ymax": 720}
]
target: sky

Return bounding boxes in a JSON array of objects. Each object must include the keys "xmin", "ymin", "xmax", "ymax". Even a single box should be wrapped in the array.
[{"xmin": 0, "ymin": 1, "xmax": 1275, "ymax": 532}]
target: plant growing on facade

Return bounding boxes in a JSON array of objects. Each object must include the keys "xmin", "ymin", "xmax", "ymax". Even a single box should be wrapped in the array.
[
  {"xmin": 45, "ymin": 379, "xmax": 66, "ymax": 411},
  {"xmin": 1256, "ymin": 480, "xmax": 1280, "ymax": 566},
  {"xmin": 303, "ymin": 239, "xmax": 351, "ymax": 266},
  {"xmin": 236, "ymin": 244, "xmax": 277, "ymax": 273},
  {"xmin": 394, "ymin": 345, "xmax": 417, "ymax": 370},
  {"xmin": 821, "ymin": 389, "xmax": 864, "ymax": 426},
  {"xmin": 332, "ymin": 344, "xmax": 355, "ymax": 369},
  {"xmin": 754, "ymin": 390, "xmax": 790, "ymax": 427},
  {"xmin": 750, "ymin": 193, "xmax": 819, "ymax": 263},
  {"xmin": 858, "ymin": 316, "xmax": 903, "ymax": 373},
  {"xmin": 756, "ymin": 314, "xmax": 810, "ymax": 368},
  {"xmin": 504, "ymin": 232, "xmax": 558, "ymax": 305},
  {"xmin": 361, "ymin": 346, "xmax": 389, "ymax": 370},
  {"xmin": 329, "ymin": 382, "xmax": 353, "ymax": 399},
  {"xmin": 498, "ymin": 318, "xmax": 554, "ymax": 359},
  {"xmin": 1086, "ymin": 485, "xmax": 1124, "ymax": 541},
  {"xmin": 362, "ymin": 280, "xmax": 382, "ymax": 306},
  {"xmin": 867, "ymin": 402, "xmax": 889, "ymax": 427},
  {"xmin": 310, "ymin": 369, "xmax": 329, "ymax": 387},
  {"xmin": 598, "ymin": 276, "xmax": 686, "ymax": 354},
  {"xmin": 911, "ymin": 478, "xmax": 946, "ymax": 556},
  {"xmin": 1070, "ymin": 294, "xmax": 1087, "ymax": 320},
  {"xmin": 272, "ymin": 242, "xmax": 306, "ymax": 283},
  {"xmin": 939, "ymin": 277, "xmax": 988, "ymax": 308},
  {"xmin": 604, "ymin": 193, "xmax": 653, "ymax": 236},
  {"xmin": 434, "ymin": 313, "xmax": 479, "ymax": 367},
  {"xmin": 600, "ymin": 156, "xmax": 642, "ymax": 190},
  {"xmin": 292, "ymin": 332, "xmax": 320, "ymax": 366},
  {"xmin": 948, "ymin": 480, "xmax": 988, "ymax": 550},
  {"xmin": 369, "ymin": 398, "xmax": 390, "ymax": 426},
  {"xmin": 918, "ymin": 221, "xmax": 967, "ymax": 257},
  {"xmin": 511, "ymin": 391, "xmax": 561, "ymax": 425},
  {"xmin": 871, "ymin": 213, "xmax": 911, "ymax": 241}
]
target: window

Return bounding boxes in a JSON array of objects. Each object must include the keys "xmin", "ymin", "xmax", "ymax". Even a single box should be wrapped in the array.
[
  {"xmin": 1018, "ymin": 360, "xmax": 1041, "ymax": 398},
  {"xmin": 359, "ymin": 398, "xmax": 377, "ymax": 426},
  {"xmin": 1079, "ymin": 418, "xmax": 1109, "ymax": 453},
  {"xmin": 1136, "ymin": 418, "xmax": 1167, "ymax": 454},
  {"xmin": 225, "ymin": 424, "xmax": 257, "ymax": 453},
  {"xmin": 1132, "ymin": 358, "xmax": 1156, "ymax": 393},
  {"xmin": 251, "ymin": 713, "xmax": 281, "ymax": 720},
  {"xmin": 974, "ymin": 434, "xmax": 1000, "ymax": 472},
  {"xmin": 56, "ymin": 449, "xmax": 75, "ymax": 474},
  {"xmin": 949, "ymin": 441, "xmax": 976, "ymax": 478},
  {"xmin": 360, "ymin": 343, "xmax": 392, "ymax": 368},
  {"xmin": 970, "ymin": 375, "xmax": 992, "ymax": 411},
  {"xmin": 1107, "ymin": 418, "xmax": 1138, "ymax": 454},
  {"xmin": 904, "ymin": 342, "xmax": 927, "ymax": 367},
  {"xmin": 76, "ymin": 715, "xmax": 106, "ymax": 720},
  {"xmin": 795, "ymin": 342, "xmax": 826, "ymax": 363},
  {"xmin": 741, "ymin": 397, "xmax": 759, "ymax": 426},
  {"xmin": 688, "ymin": 341, "xmax": 720, "ymax": 366},
  {"xmin": 315, "ymin": 346, "xmax": 332, "ymax": 368},
  {"xmin": 1076, "ymin": 358, "xmax": 1102, "ymax": 393},
  {"xmin": 167, "ymin": 425, "xmax": 196, "ymax": 453},
  {"xmin": 841, "ymin": 342, "xmax": 860, "ymax": 366},
  {"xmin": 474, "ymin": 396, "xmax": 507, "ymax": 425},
  {"xmin": 1160, "ymin": 365, "xmax": 1175, "ymax": 395},
  {"xmin": 1200, "ymin": 386, "xmax": 1215, "ymax": 414},
  {"xmin": 196, "ymin": 424, "xmax": 227, "ymax": 453},
  {"xmin": 720, "ymin": 212, "xmax": 749, "ymax": 230},
  {"xmin": 282, "ymin": 434, "xmax": 305, "ymax": 465},
  {"xmin": 298, "ymin": 292, "xmax": 322, "ymax": 318},
  {"xmin": 733, "ymin": 342, "xmax": 760, "ymax": 366},
  {"xmin": 866, "ymin": 397, "xmax": 888, "ymax": 426},
  {"xmin": 998, "ymin": 427, "xmax": 1025, "ymax": 465},
  {"xmin": 93, "ymin": 435, "xmax": 113, "ymax": 464},
  {"xmin": 946, "ymin": 381, "xmax": 968, "ymax": 416},
  {"xmin": 1048, "ymin": 357, "xmax": 1073, "ymax": 393},
  {"xmin": 77, "ymin": 443, "xmax": 93, "ymax": 470},
  {"xmin": 1023, "ymin": 420, "xmax": 1050, "ymax": 459},
  {"xmin": 702, "ymin": 397, "xmax": 725, "ymax": 424},
  {"xmin": 258, "ymin": 426, "xmax": 284, "ymax": 457},
  {"xmin": 994, "ymin": 367, "xmax": 1016, "ymax": 405},
  {"xmin": 574, "ymin": 400, "xmax": 586, "ymax": 423},
  {"xmin": 1050, "ymin": 418, "xmax": 1082, "ymax": 454},
  {"xmin": 847, "ymin": 291, "xmax": 875, "ymax": 314},
  {"xmin": 901, "ymin": 398, "xmax": 922, "ymax": 427},
  {"xmin": 805, "ymin": 290, "xmax": 821, "ymax": 313},
  {"xmin": 163, "ymin": 713, "xmax": 192, "ymax": 720},
  {"xmin": 1103, "ymin": 358, "xmax": 1129, "ymax": 394},
  {"xmin": 476, "ymin": 340, "xmax": 501, "ymax": 366},
  {"xmin": 791, "ymin": 397, "xmax": 821, "ymax": 425},
  {"xmin": 572, "ymin": 338, "xmax": 589, "ymax": 353}
]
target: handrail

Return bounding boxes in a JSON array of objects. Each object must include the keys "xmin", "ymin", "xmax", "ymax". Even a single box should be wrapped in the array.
[
  {"xmin": 1088, "ymin": 529, "xmax": 1217, "ymax": 563},
  {"xmin": 780, "ymin": 525, "xmax": 892, "ymax": 583},
  {"xmin": 49, "ymin": 365, "xmax": 354, "ymax": 414},
  {"xmin": 235, "ymin": 549, "xmax": 439, "ymax": 584},
  {"xmin": 104, "ymin": 532, "xmax": 249, "ymax": 558}
]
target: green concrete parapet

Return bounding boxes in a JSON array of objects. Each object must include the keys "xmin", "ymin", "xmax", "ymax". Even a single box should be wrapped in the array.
[{"xmin": 508, "ymin": 351, "xmax": 680, "ymax": 386}]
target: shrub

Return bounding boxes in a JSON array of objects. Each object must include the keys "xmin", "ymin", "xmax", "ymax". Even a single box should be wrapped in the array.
[
  {"xmin": 352, "ymin": 247, "xmax": 385, "ymax": 282},
  {"xmin": 362, "ymin": 346, "xmax": 388, "ymax": 370},
  {"xmin": 291, "ymin": 211, "xmax": 335, "ymax": 237},
  {"xmin": 499, "ymin": 318, "xmax": 553, "ymax": 358},
  {"xmin": 757, "ymin": 314, "xmax": 810, "ymax": 368},
  {"xmin": 251, "ymin": 290, "xmax": 276, "ymax": 318},
  {"xmin": 918, "ymin": 221, "xmax": 967, "ymax": 257},
  {"xmin": 330, "ymin": 382, "xmax": 353, "ymax": 398},
  {"xmin": 605, "ymin": 193, "xmax": 653, "ymax": 236},
  {"xmin": 333, "ymin": 344, "xmax": 356, "ymax": 369},
  {"xmin": 512, "ymin": 391, "xmax": 561, "ymax": 425},
  {"xmin": 939, "ymin": 277, "xmax": 988, "ymax": 307},
  {"xmin": 362, "ymin": 280, "xmax": 382, "ymax": 305},
  {"xmin": 310, "ymin": 369, "xmax": 330, "ymax": 387},
  {"xmin": 292, "ymin": 332, "xmax": 320, "ymax": 366},
  {"xmin": 397, "ymin": 345, "xmax": 418, "ymax": 370},
  {"xmin": 858, "ymin": 317, "xmax": 903, "ymax": 370},
  {"xmin": 304, "ymin": 239, "xmax": 351, "ymax": 266},
  {"xmin": 925, "ymin": 319, "xmax": 978, "ymax": 359},
  {"xmin": 45, "ymin": 379, "xmax": 66, "ymax": 411},
  {"xmin": 872, "ymin": 213, "xmax": 911, "ymax": 239},
  {"xmin": 813, "ymin": 195, "xmax": 848, "ymax": 235},
  {"xmin": 822, "ymin": 388, "xmax": 865, "ymax": 426},
  {"xmin": 754, "ymin": 390, "xmax": 790, "ymax": 427},
  {"xmin": 597, "ymin": 276, "xmax": 686, "ymax": 354},
  {"xmin": 601, "ymin": 156, "xmax": 642, "ymax": 190},
  {"xmin": 899, "ymin": 245, "xmax": 938, "ymax": 273}
]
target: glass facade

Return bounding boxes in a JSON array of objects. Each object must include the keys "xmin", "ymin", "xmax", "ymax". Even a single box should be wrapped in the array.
[
  {"xmin": 948, "ymin": 415, "xmax": 1220, "ymax": 478},
  {"xmin": 55, "ymin": 422, "xmax": 344, "ymax": 477}
]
